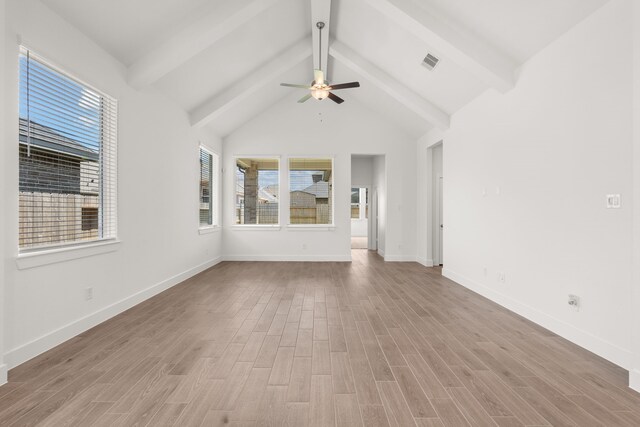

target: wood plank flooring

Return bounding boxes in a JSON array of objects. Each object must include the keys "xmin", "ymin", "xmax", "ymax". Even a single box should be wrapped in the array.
[{"xmin": 1, "ymin": 250, "xmax": 639, "ymax": 426}]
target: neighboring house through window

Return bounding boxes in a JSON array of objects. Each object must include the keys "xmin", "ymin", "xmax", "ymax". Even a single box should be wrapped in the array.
[
  {"xmin": 289, "ymin": 158, "xmax": 333, "ymax": 225},
  {"xmin": 18, "ymin": 48, "xmax": 117, "ymax": 250}
]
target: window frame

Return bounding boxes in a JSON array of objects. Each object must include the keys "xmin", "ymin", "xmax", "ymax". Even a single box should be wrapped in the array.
[
  {"xmin": 287, "ymin": 156, "xmax": 335, "ymax": 229},
  {"xmin": 198, "ymin": 145, "xmax": 219, "ymax": 232},
  {"xmin": 232, "ymin": 155, "xmax": 281, "ymax": 229},
  {"xmin": 17, "ymin": 46, "xmax": 118, "ymax": 254}
]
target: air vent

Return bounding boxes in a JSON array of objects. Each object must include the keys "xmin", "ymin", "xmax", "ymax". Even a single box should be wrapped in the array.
[{"xmin": 422, "ymin": 53, "xmax": 440, "ymax": 71}]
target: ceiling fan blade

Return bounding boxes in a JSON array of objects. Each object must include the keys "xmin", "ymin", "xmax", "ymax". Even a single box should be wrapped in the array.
[
  {"xmin": 327, "ymin": 92, "xmax": 344, "ymax": 104},
  {"xmin": 328, "ymin": 82, "xmax": 360, "ymax": 90},
  {"xmin": 298, "ymin": 93, "xmax": 313, "ymax": 103},
  {"xmin": 313, "ymin": 69, "xmax": 325, "ymax": 84},
  {"xmin": 281, "ymin": 83, "xmax": 312, "ymax": 89}
]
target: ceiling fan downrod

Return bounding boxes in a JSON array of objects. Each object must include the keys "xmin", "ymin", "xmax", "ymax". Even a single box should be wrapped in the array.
[{"xmin": 317, "ymin": 21, "xmax": 325, "ymax": 74}]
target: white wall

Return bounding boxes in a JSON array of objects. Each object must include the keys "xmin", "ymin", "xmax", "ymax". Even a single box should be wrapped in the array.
[
  {"xmin": 0, "ymin": 0, "xmax": 7, "ymax": 383},
  {"xmin": 222, "ymin": 96, "xmax": 414, "ymax": 261},
  {"xmin": 2, "ymin": 0, "xmax": 223, "ymax": 371},
  {"xmin": 351, "ymin": 156, "xmax": 373, "ymax": 187},
  {"xmin": 434, "ymin": 0, "xmax": 634, "ymax": 371},
  {"xmin": 631, "ymin": 0, "xmax": 640, "ymax": 391}
]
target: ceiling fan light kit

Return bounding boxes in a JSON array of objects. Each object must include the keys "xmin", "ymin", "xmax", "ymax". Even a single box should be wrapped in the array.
[{"xmin": 280, "ymin": 21, "xmax": 360, "ymax": 104}]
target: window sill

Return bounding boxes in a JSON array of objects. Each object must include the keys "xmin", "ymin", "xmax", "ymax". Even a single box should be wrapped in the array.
[
  {"xmin": 231, "ymin": 225, "xmax": 281, "ymax": 231},
  {"xmin": 287, "ymin": 225, "xmax": 336, "ymax": 231},
  {"xmin": 198, "ymin": 226, "xmax": 220, "ymax": 235},
  {"xmin": 16, "ymin": 239, "xmax": 121, "ymax": 270}
]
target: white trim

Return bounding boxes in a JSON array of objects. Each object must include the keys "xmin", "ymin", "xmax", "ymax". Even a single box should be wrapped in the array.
[
  {"xmin": 223, "ymin": 254, "xmax": 351, "ymax": 262},
  {"xmin": 5, "ymin": 256, "xmax": 222, "ymax": 370},
  {"xmin": 377, "ymin": 248, "xmax": 386, "ymax": 258},
  {"xmin": 417, "ymin": 257, "xmax": 434, "ymax": 267},
  {"xmin": 0, "ymin": 364, "xmax": 7, "ymax": 386},
  {"xmin": 287, "ymin": 225, "xmax": 336, "ymax": 231},
  {"xmin": 16, "ymin": 240, "xmax": 121, "ymax": 270},
  {"xmin": 384, "ymin": 255, "xmax": 417, "ymax": 262},
  {"xmin": 231, "ymin": 225, "xmax": 281, "ymax": 231},
  {"xmin": 198, "ymin": 226, "xmax": 220, "ymax": 235},
  {"xmin": 630, "ymin": 369, "xmax": 640, "ymax": 392},
  {"xmin": 442, "ymin": 268, "xmax": 633, "ymax": 370}
]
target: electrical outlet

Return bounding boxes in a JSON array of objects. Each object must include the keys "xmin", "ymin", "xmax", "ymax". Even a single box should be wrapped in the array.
[
  {"xmin": 498, "ymin": 272, "xmax": 506, "ymax": 283},
  {"xmin": 302, "ymin": 243, "xmax": 307, "ymax": 250},
  {"xmin": 568, "ymin": 294, "xmax": 580, "ymax": 311},
  {"xmin": 483, "ymin": 267, "xmax": 488, "ymax": 277},
  {"xmin": 85, "ymin": 287, "xmax": 93, "ymax": 301}
]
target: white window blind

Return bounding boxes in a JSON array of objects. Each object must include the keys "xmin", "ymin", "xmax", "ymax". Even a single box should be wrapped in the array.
[
  {"xmin": 235, "ymin": 158, "xmax": 279, "ymax": 225},
  {"xmin": 289, "ymin": 158, "xmax": 333, "ymax": 225},
  {"xmin": 18, "ymin": 47, "xmax": 117, "ymax": 251},
  {"xmin": 199, "ymin": 147, "xmax": 218, "ymax": 227}
]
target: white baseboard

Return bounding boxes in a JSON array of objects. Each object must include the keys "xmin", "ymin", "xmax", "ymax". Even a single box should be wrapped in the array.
[
  {"xmin": 223, "ymin": 254, "xmax": 351, "ymax": 262},
  {"xmin": 630, "ymin": 369, "xmax": 640, "ymax": 392},
  {"xmin": 442, "ymin": 269, "xmax": 633, "ymax": 371},
  {"xmin": 377, "ymin": 248, "xmax": 385, "ymax": 257},
  {"xmin": 5, "ymin": 256, "xmax": 222, "ymax": 370},
  {"xmin": 0, "ymin": 364, "xmax": 7, "ymax": 386},
  {"xmin": 416, "ymin": 257, "xmax": 434, "ymax": 267},
  {"xmin": 384, "ymin": 255, "xmax": 418, "ymax": 262}
]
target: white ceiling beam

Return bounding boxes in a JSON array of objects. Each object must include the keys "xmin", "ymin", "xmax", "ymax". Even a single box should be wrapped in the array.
[
  {"xmin": 311, "ymin": 0, "xmax": 331, "ymax": 78},
  {"xmin": 363, "ymin": 0, "xmax": 516, "ymax": 92},
  {"xmin": 330, "ymin": 41, "xmax": 450, "ymax": 130},
  {"xmin": 128, "ymin": 0, "xmax": 280, "ymax": 88},
  {"xmin": 190, "ymin": 38, "xmax": 311, "ymax": 128}
]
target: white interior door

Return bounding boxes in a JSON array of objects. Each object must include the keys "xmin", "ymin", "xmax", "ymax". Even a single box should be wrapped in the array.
[
  {"xmin": 369, "ymin": 188, "xmax": 378, "ymax": 250},
  {"xmin": 436, "ymin": 176, "xmax": 443, "ymax": 266}
]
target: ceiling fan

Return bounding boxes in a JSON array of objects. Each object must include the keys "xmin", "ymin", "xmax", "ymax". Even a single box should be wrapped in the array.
[{"xmin": 280, "ymin": 22, "xmax": 360, "ymax": 104}]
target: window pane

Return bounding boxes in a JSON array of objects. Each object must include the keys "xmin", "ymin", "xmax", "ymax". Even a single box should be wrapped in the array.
[
  {"xmin": 351, "ymin": 187, "xmax": 359, "ymax": 219},
  {"xmin": 289, "ymin": 158, "xmax": 333, "ymax": 225},
  {"xmin": 235, "ymin": 158, "xmax": 279, "ymax": 225},
  {"xmin": 18, "ymin": 49, "xmax": 117, "ymax": 250},
  {"xmin": 199, "ymin": 148, "xmax": 213, "ymax": 226}
]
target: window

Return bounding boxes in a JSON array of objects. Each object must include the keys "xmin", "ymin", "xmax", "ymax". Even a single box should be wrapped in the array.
[
  {"xmin": 351, "ymin": 187, "xmax": 368, "ymax": 219},
  {"xmin": 18, "ymin": 48, "xmax": 117, "ymax": 251},
  {"xmin": 199, "ymin": 147, "xmax": 218, "ymax": 227},
  {"xmin": 351, "ymin": 188, "xmax": 360, "ymax": 219},
  {"xmin": 289, "ymin": 158, "xmax": 333, "ymax": 225},
  {"xmin": 235, "ymin": 157, "xmax": 279, "ymax": 225}
]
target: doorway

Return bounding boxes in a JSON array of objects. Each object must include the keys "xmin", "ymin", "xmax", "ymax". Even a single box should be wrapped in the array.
[
  {"xmin": 351, "ymin": 154, "xmax": 384, "ymax": 254},
  {"xmin": 351, "ymin": 187, "xmax": 368, "ymax": 249},
  {"xmin": 431, "ymin": 143, "xmax": 443, "ymax": 266}
]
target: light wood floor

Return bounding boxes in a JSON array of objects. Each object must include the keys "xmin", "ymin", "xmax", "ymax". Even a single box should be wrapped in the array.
[{"xmin": 1, "ymin": 251, "xmax": 639, "ymax": 426}]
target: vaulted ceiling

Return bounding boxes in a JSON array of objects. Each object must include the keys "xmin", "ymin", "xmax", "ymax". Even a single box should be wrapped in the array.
[{"xmin": 42, "ymin": 0, "xmax": 609, "ymax": 138}]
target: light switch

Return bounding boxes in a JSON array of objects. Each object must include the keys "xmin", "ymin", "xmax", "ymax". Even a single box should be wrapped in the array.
[{"xmin": 606, "ymin": 194, "xmax": 621, "ymax": 209}]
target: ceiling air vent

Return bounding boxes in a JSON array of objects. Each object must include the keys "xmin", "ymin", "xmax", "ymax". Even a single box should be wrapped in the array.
[{"xmin": 422, "ymin": 53, "xmax": 440, "ymax": 71}]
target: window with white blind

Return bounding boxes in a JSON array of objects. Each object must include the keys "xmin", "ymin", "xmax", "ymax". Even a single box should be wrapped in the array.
[
  {"xmin": 289, "ymin": 158, "xmax": 333, "ymax": 225},
  {"xmin": 18, "ymin": 47, "xmax": 117, "ymax": 251},
  {"xmin": 235, "ymin": 157, "xmax": 279, "ymax": 225},
  {"xmin": 199, "ymin": 147, "xmax": 218, "ymax": 227}
]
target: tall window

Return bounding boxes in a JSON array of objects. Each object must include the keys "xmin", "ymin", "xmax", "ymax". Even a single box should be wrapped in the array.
[
  {"xmin": 18, "ymin": 48, "xmax": 117, "ymax": 250},
  {"xmin": 289, "ymin": 158, "xmax": 333, "ymax": 225},
  {"xmin": 199, "ymin": 147, "xmax": 218, "ymax": 227},
  {"xmin": 235, "ymin": 157, "xmax": 279, "ymax": 225}
]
